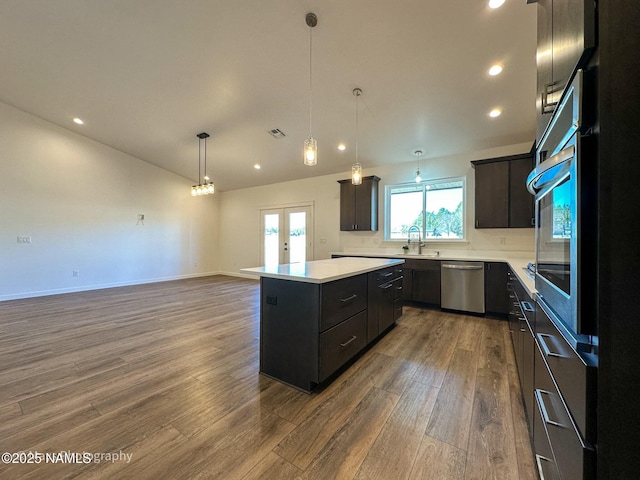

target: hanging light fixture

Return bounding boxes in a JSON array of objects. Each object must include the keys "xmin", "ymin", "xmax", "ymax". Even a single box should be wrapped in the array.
[
  {"xmin": 414, "ymin": 150, "xmax": 423, "ymax": 183},
  {"xmin": 191, "ymin": 132, "xmax": 215, "ymax": 196},
  {"xmin": 303, "ymin": 12, "xmax": 318, "ymax": 166},
  {"xmin": 351, "ymin": 88, "xmax": 363, "ymax": 185}
]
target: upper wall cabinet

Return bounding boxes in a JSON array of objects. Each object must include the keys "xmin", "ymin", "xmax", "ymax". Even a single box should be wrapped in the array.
[
  {"xmin": 338, "ymin": 176, "xmax": 380, "ymax": 231},
  {"xmin": 472, "ymin": 152, "xmax": 534, "ymax": 229},
  {"xmin": 533, "ymin": 0, "xmax": 596, "ymax": 143}
]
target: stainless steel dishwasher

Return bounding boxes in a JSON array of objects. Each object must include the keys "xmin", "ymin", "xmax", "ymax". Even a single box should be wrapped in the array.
[{"xmin": 441, "ymin": 261, "xmax": 485, "ymax": 313}]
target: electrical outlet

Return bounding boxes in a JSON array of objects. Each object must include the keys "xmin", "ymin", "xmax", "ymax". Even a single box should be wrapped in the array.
[
  {"xmin": 499, "ymin": 237, "xmax": 506, "ymax": 245},
  {"xmin": 73, "ymin": 270, "xmax": 80, "ymax": 277},
  {"xmin": 17, "ymin": 236, "xmax": 32, "ymax": 244}
]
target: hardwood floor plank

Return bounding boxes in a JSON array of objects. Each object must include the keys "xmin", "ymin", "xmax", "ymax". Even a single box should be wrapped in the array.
[
  {"xmin": 425, "ymin": 347, "xmax": 478, "ymax": 450},
  {"xmin": 354, "ymin": 381, "xmax": 439, "ymax": 480},
  {"xmin": 239, "ymin": 452, "xmax": 302, "ymax": 480},
  {"xmin": 503, "ymin": 328, "xmax": 537, "ymax": 480},
  {"xmin": 464, "ymin": 367, "xmax": 519, "ymax": 480},
  {"xmin": 299, "ymin": 386, "xmax": 399, "ymax": 480},
  {"xmin": 274, "ymin": 352, "xmax": 395, "ymax": 470},
  {"xmin": 408, "ymin": 434, "xmax": 466, "ymax": 480}
]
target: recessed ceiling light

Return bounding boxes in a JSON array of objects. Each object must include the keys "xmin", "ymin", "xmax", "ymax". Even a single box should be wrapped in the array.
[
  {"xmin": 489, "ymin": 64, "xmax": 503, "ymax": 76},
  {"xmin": 489, "ymin": 0, "xmax": 505, "ymax": 8},
  {"xmin": 254, "ymin": 164, "xmax": 261, "ymax": 170},
  {"xmin": 338, "ymin": 144, "xmax": 346, "ymax": 151},
  {"xmin": 73, "ymin": 117, "xmax": 84, "ymax": 125},
  {"xmin": 489, "ymin": 108, "xmax": 502, "ymax": 118}
]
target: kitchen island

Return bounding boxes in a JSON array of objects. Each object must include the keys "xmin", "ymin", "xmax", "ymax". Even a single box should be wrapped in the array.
[{"xmin": 241, "ymin": 257, "xmax": 404, "ymax": 392}]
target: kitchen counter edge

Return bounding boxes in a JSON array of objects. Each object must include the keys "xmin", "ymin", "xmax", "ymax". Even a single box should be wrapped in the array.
[
  {"xmin": 240, "ymin": 257, "xmax": 404, "ymax": 284},
  {"xmin": 330, "ymin": 251, "xmax": 535, "ymax": 298}
]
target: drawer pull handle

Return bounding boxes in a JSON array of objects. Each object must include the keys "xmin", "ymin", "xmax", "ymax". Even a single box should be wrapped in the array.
[
  {"xmin": 537, "ymin": 333, "xmax": 565, "ymax": 358},
  {"xmin": 340, "ymin": 294, "xmax": 358, "ymax": 303},
  {"xmin": 535, "ymin": 454, "xmax": 555, "ymax": 480},
  {"xmin": 380, "ymin": 284, "xmax": 393, "ymax": 290},
  {"xmin": 340, "ymin": 335, "xmax": 357, "ymax": 348},
  {"xmin": 535, "ymin": 389, "xmax": 565, "ymax": 428},
  {"xmin": 521, "ymin": 301, "xmax": 534, "ymax": 312},
  {"xmin": 382, "ymin": 272, "xmax": 394, "ymax": 277}
]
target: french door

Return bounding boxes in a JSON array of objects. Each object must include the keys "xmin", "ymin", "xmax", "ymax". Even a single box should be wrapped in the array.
[{"xmin": 260, "ymin": 205, "xmax": 313, "ymax": 266}]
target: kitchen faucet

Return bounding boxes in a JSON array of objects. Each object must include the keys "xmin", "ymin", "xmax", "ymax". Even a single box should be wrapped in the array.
[{"xmin": 407, "ymin": 225, "xmax": 425, "ymax": 254}]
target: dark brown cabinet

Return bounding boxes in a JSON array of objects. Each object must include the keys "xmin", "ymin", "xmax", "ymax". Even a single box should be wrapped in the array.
[
  {"xmin": 534, "ymin": 0, "xmax": 596, "ymax": 142},
  {"xmin": 338, "ymin": 176, "xmax": 380, "ymax": 231},
  {"xmin": 472, "ymin": 153, "xmax": 534, "ymax": 229},
  {"xmin": 402, "ymin": 259, "xmax": 440, "ymax": 306},
  {"xmin": 507, "ymin": 268, "xmax": 535, "ymax": 433},
  {"xmin": 485, "ymin": 262, "xmax": 509, "ymax": 315},
  {"xmin": 259, "ymin": 263, "xmax": 403, "ymax": 392},
  {"xmin": 367, "ymin": 265, "xmax": 402, "ymax": 343}
]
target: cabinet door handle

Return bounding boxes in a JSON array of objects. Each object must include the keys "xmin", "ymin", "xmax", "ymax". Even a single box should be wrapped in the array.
[
  {"xmin": 340, "ymin": 294, "xmax": 358, "ymax": 303},
  {"xmin": 520, "ymin": 301, "xmax": 534, "ymax": 312},
  {"xmin": 537, "ymin": 333, "xmax": 565, "ymax": 358},
  {"xmin": 535, "ymin": 454, "xmax": 556, "ymax": 480},
  {"xmin": 542, "ymin": 81, "xmax": 559, "ymax": 114},
  {"xmin": 535, "ymin": 389, "xmax": 565, "ymax": 428},
  {"xmin": 340, "ymin": 335, "xmax": 357, "ymax": 347}
]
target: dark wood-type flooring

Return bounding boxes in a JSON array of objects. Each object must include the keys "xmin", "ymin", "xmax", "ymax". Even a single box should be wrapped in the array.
[{"xmin": 0, "ymin": 276, "xmax": 536, "ymax": 479}]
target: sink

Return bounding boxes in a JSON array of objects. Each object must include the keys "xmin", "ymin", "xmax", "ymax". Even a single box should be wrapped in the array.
[{"xmin": 399, "ymin": 251, "xmax": 440, "ymax": 258}]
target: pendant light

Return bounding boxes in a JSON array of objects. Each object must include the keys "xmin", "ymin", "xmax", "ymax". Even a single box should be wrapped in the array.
[
  {"xmin": 303, "ymin": 13, "xmax": 318, "ymax": 166},
  {"xmin": 414, "ymin": 150, "xmax": 423, "ymax": 183},
  {"xmin": 191, "ymin": 132, "xmax": 215, "ymax": 196},
  {"xmin": 351, "ymin": 88, "xmax": 363, "ymax": 185}
]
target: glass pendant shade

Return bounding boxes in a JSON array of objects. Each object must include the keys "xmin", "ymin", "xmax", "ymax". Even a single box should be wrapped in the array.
[
  {"xmin": 352, "ymin": 162, "xmax": 363, "ymax": 185},
  {"xmin": 415, "ymin": 168, "xmax": 422, "ymax": 183},
  {"xmin": 191, "ymin": 132, "xmax": 215, "ymax": 196},
  {"xmin": 304, "ymin": 136, "xmax": 318, "ymax": 166}
]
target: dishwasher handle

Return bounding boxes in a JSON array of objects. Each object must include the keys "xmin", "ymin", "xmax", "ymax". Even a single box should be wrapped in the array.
[{"xmin": 442, "ymin": 263, "xmax": 484, "ymax": 270}]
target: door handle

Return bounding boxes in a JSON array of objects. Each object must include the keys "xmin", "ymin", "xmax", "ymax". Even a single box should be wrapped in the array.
[
  {"xmin": 526, "ymin": 145, "xmax": 574, "ymax": 194},
  {"xmin": 340, "ymin": 294, "xmax": 358, "ymax": 303},
  {"xmin": 340, "ymin": 335, "xmax": 357, "ymax": 348},
  {"xmin": 535, "ymin": 389, "xmax": 565, "ymax": 428},
  {"xmin": 537, "ymin": 333, "xmax": 565, "ymax": 358}
]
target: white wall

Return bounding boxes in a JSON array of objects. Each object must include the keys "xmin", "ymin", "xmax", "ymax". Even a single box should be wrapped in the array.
[
  {"xmin": 219, "ymin": 142, "xmax": 535, "ymax": 276},
  {"xmin": 0, "ymin": 102, "xmax": 219, "ymax": 300}
]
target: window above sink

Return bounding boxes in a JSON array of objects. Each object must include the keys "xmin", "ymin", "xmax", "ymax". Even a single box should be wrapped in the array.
[{"xmin": 384, "ymin": 176, "xmax": 467, "ymax": 243}]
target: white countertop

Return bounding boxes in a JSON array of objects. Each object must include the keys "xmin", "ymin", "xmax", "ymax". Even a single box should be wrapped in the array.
[
  {"xmin": 240, "ymin": 257, "xmax": 405, "ymax": 284},
  {"xmin": 330, "ymin": 251, "xmax": 536, "ymax": 297}
]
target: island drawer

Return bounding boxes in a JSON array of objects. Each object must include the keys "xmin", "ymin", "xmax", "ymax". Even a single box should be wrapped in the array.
[
  {"xmin": 320, "ymin": 274, "xmax": 367, "ymax": 331},
  {"xmin": 319, "ymin": 310, "xmax": 367, "ymax": 381}
]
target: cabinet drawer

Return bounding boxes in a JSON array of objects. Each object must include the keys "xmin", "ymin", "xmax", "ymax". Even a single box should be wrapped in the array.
[
  {"xmin": 535, "ymin": 341, "xmax": 595, "ymax": 480},
  {"xmin": 533, "ymin": 397, "xmax": 561, "ymax": 480},
  {"xmin": 320, "ymin": 274, "xmax": 367, "ymax": 331},
  {"xmin": 536, "ymin": 302, "xmax": 596, "ymax": 440},
  {"xmin": 378, "ymin": 266, "xmax": 396, "ymax": 282},
  {"xmin": 319, "ymin": 310, "xmax": 367, "ymax": 381}
]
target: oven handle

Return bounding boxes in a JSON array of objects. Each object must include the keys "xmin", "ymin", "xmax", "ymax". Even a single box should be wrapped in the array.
[{"xmin": 526, "ymin": 145, "xmax": 575, "ymax": 195}]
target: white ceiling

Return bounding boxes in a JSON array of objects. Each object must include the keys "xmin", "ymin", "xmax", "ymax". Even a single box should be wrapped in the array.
[{"xmin": 0, "ymin": 0, "xmax": 537, "ymax": 192}]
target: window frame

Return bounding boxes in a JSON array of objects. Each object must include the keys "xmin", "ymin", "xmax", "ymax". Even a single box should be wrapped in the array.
[{"xmin": 384, "ymin": 175, "xmax": 467, "ymax": 242}]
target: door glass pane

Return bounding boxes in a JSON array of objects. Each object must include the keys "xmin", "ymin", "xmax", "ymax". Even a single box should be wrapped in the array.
[
  {"xmin": 288, "ymin": 211, "xmax": 306, "ymax": 264},
  {"xmin": 264, "ymin": 213, "xmax": 280, "ymax": 267}
]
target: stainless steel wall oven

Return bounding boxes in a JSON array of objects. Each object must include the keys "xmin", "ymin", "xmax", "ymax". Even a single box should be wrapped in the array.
[{"xmin": 528, "ymin": 69, "xmax": 597, "ymax": 349}]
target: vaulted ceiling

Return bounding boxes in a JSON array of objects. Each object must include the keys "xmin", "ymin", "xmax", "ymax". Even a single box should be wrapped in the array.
[{"xmin": 0, "ymin": 0, "xmax": 536, "ymax": 191}]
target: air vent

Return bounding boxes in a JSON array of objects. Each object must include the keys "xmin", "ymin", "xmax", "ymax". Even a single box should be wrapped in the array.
[{"xmin": 268, "ymin": 128, "xmax": 286, "ymax": 139}]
